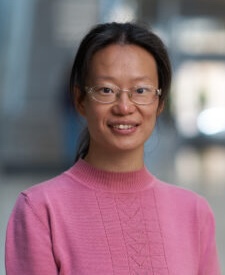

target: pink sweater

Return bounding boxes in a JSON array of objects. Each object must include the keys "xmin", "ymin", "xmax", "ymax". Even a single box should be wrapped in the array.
[{"xmin": 5, "ymin": 159, "xmax": 221, "ymax": 274}]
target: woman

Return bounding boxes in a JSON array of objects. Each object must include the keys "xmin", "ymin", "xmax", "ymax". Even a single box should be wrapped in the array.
[{"xmin": 5, "ymin": 22, "xmax": 221, "ymax": 274}]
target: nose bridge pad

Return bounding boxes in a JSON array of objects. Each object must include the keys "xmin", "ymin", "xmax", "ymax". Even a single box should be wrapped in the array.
[
  {"xmin": 128, "ymin": 91, "xmax": 132, "ymax": 100},
  {"xmin": 117, "ymin": 89, "xmax": 132, "ymax": 103}
]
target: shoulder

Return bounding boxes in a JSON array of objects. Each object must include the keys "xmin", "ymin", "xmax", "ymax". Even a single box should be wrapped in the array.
[
  {"xmin": 155, "ymin": 179, "xmax": 205, "ymax": 202},
  {"xmin": 154, "ymin": 179, "xmax": 213, "ymax": 217},
  {"xmin": 22, "ymin": 172, "xmax": 72, "ymax": 199},
  {"xmin": 17, "ymin": 166, "xmax": 86, "ymax": 211},
  {"xmin": 11, "ymin": 167, "xmax": 87, "ymax": 225},
  {"xmin": 152, "ymin": 179, "xmax": 216, "ymax": 235}
]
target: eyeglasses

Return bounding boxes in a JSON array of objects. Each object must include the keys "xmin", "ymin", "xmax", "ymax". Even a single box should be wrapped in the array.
[{"xmin": 85, "ymin": 84, "xmax": 162, "ymax": 105}]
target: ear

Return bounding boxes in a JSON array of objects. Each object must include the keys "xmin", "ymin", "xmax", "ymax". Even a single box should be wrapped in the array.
[
  {"xmin": 157, "ymin": 101, "xmax": 164, "ymax": 116},
  {"xmin": 74, "ymin": 86, "xmax": 86, "ymax": 117}
]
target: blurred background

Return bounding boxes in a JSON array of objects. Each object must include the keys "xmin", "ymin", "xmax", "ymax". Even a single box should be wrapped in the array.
[{"xmin": 0, "ymin": 0, "xmax": 224, "ymax": 273}]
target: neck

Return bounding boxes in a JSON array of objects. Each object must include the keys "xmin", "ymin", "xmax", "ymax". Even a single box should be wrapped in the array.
[{"xmin": 84, "ymin": 147, "xmax": 144, "ymax": 172}]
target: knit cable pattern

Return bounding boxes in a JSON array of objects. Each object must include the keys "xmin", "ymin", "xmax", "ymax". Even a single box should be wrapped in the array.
[{"xmin": 96, "ymin": 190, "xmax": 169, "ymax": 275}]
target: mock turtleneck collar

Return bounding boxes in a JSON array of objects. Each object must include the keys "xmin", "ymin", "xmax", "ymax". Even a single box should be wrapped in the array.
[{"xmin": 65, "ymin": 158, "xmax": 155, "ymax": 193}]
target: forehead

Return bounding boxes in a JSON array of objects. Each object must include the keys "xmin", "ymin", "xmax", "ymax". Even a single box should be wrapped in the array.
[{"xmin": 87, "ymin": 44, "xmax": 158, "ymax": 84}]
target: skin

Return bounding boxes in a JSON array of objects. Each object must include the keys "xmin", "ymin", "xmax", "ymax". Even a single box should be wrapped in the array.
[{"xmin": 75, "ymin": 44, "xmax": 163, "ymax": 172}]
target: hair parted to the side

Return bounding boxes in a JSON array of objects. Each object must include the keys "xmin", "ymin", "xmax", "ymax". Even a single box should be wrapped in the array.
[{"xmin": 70, "ymin": 21, "xmax": 172, "ymax": 162}]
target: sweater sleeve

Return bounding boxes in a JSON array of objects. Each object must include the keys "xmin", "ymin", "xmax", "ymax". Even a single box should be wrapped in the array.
[
  {"xmin": 198, "ymin": 197, "xmax": 221, "ymax": 275},
  {"xmin": 5, "ymin": 193, "xmax": 58, "ymax": 275}
]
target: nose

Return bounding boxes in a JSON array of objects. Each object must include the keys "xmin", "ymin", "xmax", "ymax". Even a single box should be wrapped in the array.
[{"xmin": 112, "ymin": 91, "xmax": 135, "ymax": 115}]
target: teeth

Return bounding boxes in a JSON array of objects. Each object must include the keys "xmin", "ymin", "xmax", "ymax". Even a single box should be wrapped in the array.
[{"xmin": 113, "ymin": 124, "xmax": 134, "ymax": 130}]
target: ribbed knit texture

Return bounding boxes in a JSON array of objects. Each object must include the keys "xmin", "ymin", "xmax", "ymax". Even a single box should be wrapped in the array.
[
  {"xmin": 5, "ymin": 159, "xmax": 221, "ymax": 274},
  {"xmin": 67, "ymin": 160, "xmax": 168, "ymax": 274}
]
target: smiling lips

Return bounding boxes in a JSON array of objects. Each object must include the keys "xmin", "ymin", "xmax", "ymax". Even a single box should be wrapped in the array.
[
  {"xmin": 109, "ymin": 123, "xmax": 139, "ymax": 130},
  {"xmin": 113, "ymin": 124, "xmax": 135, "ymax": 130}
]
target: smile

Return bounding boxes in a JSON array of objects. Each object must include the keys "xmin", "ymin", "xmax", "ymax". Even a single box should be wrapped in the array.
[
  {"xmin": 113, "ymin": 124, "xmax": 134, "ymax": 130},
  {"xmin": 112, "ymin": 124, "xmax": 135, "ymax": 130}
]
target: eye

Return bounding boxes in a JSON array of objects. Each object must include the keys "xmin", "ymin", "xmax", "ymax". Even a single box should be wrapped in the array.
[
  {"xmin": 95, "ymin": 86, "xmax": 115, "ymax": 95},
  {"xmin": 135, "ymin": 86, "xmax": 151, "ymax": 94},
  {"xmin": 102, "ymin": 87, "xmax": 113, "ymax": 94}
]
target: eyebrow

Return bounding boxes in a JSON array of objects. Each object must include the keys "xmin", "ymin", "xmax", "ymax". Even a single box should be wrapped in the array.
[{"xmin": 94, "ymin": 76, "xmax": 153, "ymax": 82}]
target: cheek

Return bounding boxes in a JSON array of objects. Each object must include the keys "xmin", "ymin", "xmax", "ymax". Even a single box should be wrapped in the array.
[
  {"xmin": 144, "ymin": 104, "xmax": 159, "ymax": 119},
  {"xmin": 84, "ymin": 103, "xmax": 106, "ymax": 130},
  {"xmin": 143, "ymin": 107, "xmax": 158, "ymax": 131}
]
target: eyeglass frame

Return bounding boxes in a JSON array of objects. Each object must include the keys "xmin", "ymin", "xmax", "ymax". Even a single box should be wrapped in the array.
[{"xmin": 85, "ymin": 84, "xmax": 162, "ymax": 105}]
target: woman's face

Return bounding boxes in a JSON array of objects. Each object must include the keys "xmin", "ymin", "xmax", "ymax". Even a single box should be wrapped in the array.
[{"xmin": 76, "ymin": 44, "xmax": 162, "ymax": 157}]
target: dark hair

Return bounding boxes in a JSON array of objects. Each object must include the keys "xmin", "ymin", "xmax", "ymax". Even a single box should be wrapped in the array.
[{"xmin": 70, "ymin": 22, "xmax": 172, "ymax": 162}]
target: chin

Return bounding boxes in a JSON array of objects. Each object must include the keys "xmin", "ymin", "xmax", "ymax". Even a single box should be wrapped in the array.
[{"xmin": 109, "ymin": 142, "xmax": 144, "ymax": 153}]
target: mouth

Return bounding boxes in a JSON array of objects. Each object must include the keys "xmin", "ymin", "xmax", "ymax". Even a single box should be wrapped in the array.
[
  {"xmin": 108, "ymin": 122, "xmax": 139, "ymax": 131},
  {"xmin": 112, "ymin": 124, "xmax": 136, "ymax": 130}
]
